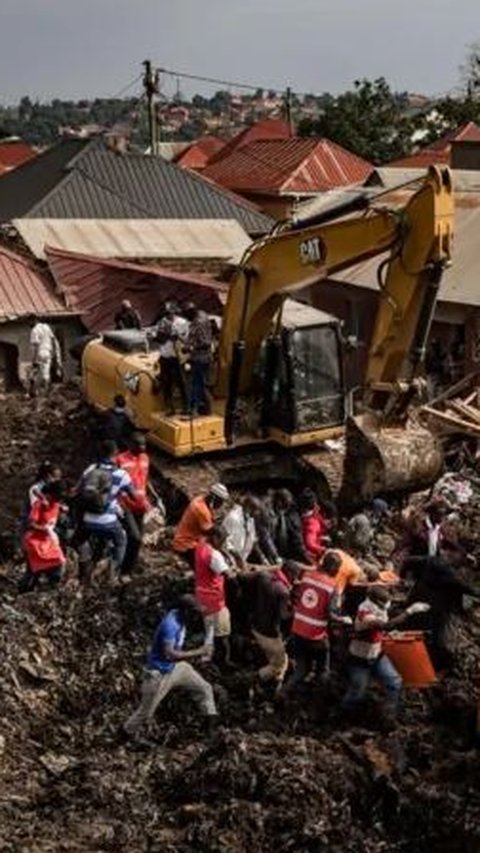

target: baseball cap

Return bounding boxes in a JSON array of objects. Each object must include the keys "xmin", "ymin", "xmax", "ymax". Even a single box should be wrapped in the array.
[{"xmin": 209, "ymin": 482, "xmax": 229, "ymax": 501}]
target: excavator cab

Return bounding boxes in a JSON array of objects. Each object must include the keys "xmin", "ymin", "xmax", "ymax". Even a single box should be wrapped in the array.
[{"xmin": 256, "ymin": 300, "xmax": 345, "ymax": 436}]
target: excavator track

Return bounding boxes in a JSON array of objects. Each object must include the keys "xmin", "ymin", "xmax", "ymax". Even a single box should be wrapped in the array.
[
  {"xmin": 150, "ymin": 443, "xmax": 348, "ymax": 520},
  {"xmin": 150, "ymin": 415, "xmax": 443, "ymax": 519}
]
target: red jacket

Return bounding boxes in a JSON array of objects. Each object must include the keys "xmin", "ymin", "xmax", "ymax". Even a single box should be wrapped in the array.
[
  {"xmin": 116, "ymin": 450, "xmax": 150, "ymax": 513},
  {"xmin": 292, "ymin": 569, "xmax": 336, "ymax": 641},
  {"xmin": 302, "ymin": 507, "xmax": 328, "ymax": 560}
]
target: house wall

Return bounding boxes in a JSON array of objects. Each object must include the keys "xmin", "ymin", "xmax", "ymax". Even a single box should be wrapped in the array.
[
  {"xmin": 242, "ymin": 193, "xmax": 294, "ymax": 221},
  {"xmin": 0, "ymin": 317, "xmax": 84, "ymax": 386}
]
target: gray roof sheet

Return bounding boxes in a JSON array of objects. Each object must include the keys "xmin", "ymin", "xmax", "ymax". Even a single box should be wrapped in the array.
[
  {"xmin": 0, "ymin": 138, "xmax": 272, "ymax": 234},
  {"xmin": 330, "ymin": 198, "xmax": 480, "ymax": 306}
]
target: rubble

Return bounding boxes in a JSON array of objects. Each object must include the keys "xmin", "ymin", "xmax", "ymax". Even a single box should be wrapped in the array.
[
  {"xmin": 422, "ymin": 370, "xmax": 480, "ymax": 439},
  {"xmin": 0, "ymin": 387, "xmax": 479, "ymax": 850}
]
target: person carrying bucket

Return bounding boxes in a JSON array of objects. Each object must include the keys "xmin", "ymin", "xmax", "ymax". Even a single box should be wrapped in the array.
[{"xmin": 342, "ymin": 586, "xmax": 429, "ymax": 724}]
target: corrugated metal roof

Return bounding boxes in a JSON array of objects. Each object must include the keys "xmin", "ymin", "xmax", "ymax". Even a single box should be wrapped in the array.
[
  {"xmin": 0, "ymin": 245, "xmax": 71, "ymax": 320},
  {"xmin": 0, "ymin": 140, "xmax": 37, "ymax": 170},
  {"xmin": 175, "ymin": 137, "xmax": 226, "ymax": 170},
  {"xmin": 0, "ymin": 138, "xmax": 272, "ymax": 235},
  {"xmin": 13, "ymin": 218, "xmax": 252, "ymax": 262},
  {"xmin": 367, "ymin": 167, "xmax": 480, "ymax": 193},
  {"xmin": 207, "ymin": 119, "xmax": 291, "ymax": 166},
  {"xmin": 330, "ymin": 194, "xmax": 480, "ymax": 306},
  {"xmin": 388, "ymin": 122, "xmax": 480, "ymax": 168},
  {"xmin": 387, "ymin": 149, "xmax": 450, "ymax": 169},
  {"xmin": 281, "ymin": 298, "xmax": 338, "ymax": 328},
  {"xmin": 203, "ymin": 138, "xmax": 373, "ymax": 194},
  {"xmin": 293, "ymin": 186, "xmax": 378, "ymax": 223},
  {"xmin": 46, "ymin": 247, "xmax": 227, "ymax": 332}
]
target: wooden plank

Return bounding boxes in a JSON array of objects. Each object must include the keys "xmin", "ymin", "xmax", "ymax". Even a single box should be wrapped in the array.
[
  {"xmin": 449, "ymin": 400, "xmax": 480, "ymax": 427},
  {"xmin": 428, "ymin": 370, "xmax": 480, "ymax": 407},
  {"xmin": 422, "ymin": 405, "xmax": 480, "ymax": 436},
  {"xmin": 463, "ymin": 390, "xmax": 478, "ymax": 405}
]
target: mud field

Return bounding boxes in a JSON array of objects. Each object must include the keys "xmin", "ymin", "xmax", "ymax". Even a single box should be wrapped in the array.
[{"xmin": 0, "ymin": 388, "xmax": 479, "ymax": 852}]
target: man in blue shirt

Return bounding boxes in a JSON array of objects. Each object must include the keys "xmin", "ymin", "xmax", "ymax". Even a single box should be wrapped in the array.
[{"xmin": 124, "ymin": 595, "xmax": 217, "ymax": 741}]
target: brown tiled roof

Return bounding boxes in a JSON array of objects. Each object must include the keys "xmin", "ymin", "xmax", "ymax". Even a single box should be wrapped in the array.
[
  {"xmin": 45, "ymin": 247, "xmax": 227, "ymax": 332},
  {"xmin": 207, "ymin": 119, "xmax": 292, "ymax": 165},
  {"xmin": 203, "ymin": 138, "xmax": 374, "ymax": 194},
  {"xmin": 0, "ymin": 139, "xmax": 37, "ymax": 170},
  {"xmin": 0, "ymin": 245, "xmax": 70, "ymax": 320},
  {"xmin": 175, "ymin": 137, "xmax": 226, "ymax": 169}
]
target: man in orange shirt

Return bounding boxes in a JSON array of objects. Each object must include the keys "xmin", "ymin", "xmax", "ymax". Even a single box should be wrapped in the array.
[
  {"xmin": 322, "ymin": 548, "xmax": 365, "ymax": 595},
  {"xmin": 173, "ymin": 483, "xmax": 229, "ymax": 567}
]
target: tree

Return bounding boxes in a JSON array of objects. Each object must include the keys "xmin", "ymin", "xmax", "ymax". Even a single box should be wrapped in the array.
[
  {"xmin": 298, "ymin": 78, "xmax": 415, "ymax": 164},
  {"xmin": 461, "ymin": 40, "xmax": 480, "ymax": 95}
]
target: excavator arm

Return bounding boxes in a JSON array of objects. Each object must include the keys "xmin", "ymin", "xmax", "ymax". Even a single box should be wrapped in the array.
[{"xmin": 215, "ymin": 167, "xmax": 454, "ymax": 403}]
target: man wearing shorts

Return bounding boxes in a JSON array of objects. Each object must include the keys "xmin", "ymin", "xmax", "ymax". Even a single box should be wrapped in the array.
[{"xmin": 194, "ymin": 526, "xmax": 234, "ymax": 667}]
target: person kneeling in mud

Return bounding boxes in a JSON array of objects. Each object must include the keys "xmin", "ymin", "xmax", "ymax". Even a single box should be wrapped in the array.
[
  {"xmin": 124, "ymin": 595, "xmax": 217, "ymax": 744},
  {"xmin": 20, "ymin": 480, "xmax": 67, "ymax": 592}
]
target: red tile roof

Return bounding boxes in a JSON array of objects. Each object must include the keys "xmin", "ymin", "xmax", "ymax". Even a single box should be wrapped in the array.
[
  {"xmin": 175, "ymin": 136, "xmax": 226, "ymax": 170},
  {"xmin": 0, "ymin": 140, "xmax": 37, "ymax": 171},
  {"xmin": 203, "ymin": 138, "xmax": 374, "ymax": 194},
  {"xmin": 208, "ymin": 118, "xmax": 292, "ymax": 165},
  {"xmin": 388, "ymin": 122, "xmax": 480, "ymax": 168},
  {"xmin": 0, "ymin": 245, "xmax": 70, "ymax": 319},
  {"xmin": 45, "ymin": 247, "xmax": 227, "ymax": 332}
]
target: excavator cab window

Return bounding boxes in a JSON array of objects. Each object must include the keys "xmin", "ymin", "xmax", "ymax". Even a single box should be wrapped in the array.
[{"xmin": 260, "ymin": 323, "xmax": 345, "ymax": 434}]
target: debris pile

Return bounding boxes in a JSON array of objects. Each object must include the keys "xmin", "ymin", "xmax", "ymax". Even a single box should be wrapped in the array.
[
  {"xmin": 422, "ymin": 371, "xmax": 480, "ymax": 439},
  {"xmin": 0, "ymin": 388, "xmax": 479, "ymax": 850}
]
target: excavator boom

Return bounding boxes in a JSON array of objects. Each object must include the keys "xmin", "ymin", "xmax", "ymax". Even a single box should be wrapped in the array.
[{"xmin": 216, "ymin": 167, "xmax": 453, "ymax": 403}]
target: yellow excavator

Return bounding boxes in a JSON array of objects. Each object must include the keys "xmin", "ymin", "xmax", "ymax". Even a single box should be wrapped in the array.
[{"xmin": 80, "ymin": 166, "xmax": 454, "ymax": 506}]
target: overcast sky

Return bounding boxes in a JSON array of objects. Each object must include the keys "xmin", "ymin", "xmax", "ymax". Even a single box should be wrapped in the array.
[{"xmin": 0, "ymin": 0, "xmax": 478, "ymax": 103}]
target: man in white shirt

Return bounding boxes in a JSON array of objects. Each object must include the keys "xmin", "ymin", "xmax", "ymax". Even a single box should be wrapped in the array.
[
  {"xmin": 222, "ymin": 496, "xmax": 265, "ymax": 568},
  {"xmin": 29, "ymin": 319, "xmax": 62, "ymax": 393},
  {"xmin": 155, "ymin": 302, "xmax": 189, "ymax": 416}
]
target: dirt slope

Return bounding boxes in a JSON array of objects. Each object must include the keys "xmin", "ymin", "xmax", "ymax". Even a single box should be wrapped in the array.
[{"xmin": 0, "ymin": 388, "xmax": 479, "ymax": 851}]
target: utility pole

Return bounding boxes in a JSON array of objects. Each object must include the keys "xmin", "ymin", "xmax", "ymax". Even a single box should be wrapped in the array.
[
  {"xmin": 285, "ymin": 86, "xmax": 294, "ymax": 136},
  {"xmin": 142, "ymin": 60, "xmax": 159, "ymax": 155}
]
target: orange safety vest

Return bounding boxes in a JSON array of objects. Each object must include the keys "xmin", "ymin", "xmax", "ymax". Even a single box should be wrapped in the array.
[
  {"xmin": 116, "ymin": 450, "xmax": 150, "ymax": 513},
  {"xmin": 292, "ymin": 570, "xmax": 336, "ymax": 641}
]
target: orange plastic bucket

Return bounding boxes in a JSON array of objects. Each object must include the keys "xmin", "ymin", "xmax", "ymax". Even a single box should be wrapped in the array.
[{"xmin": 383, "ymin": 631, "xmax": 437, "ymax": 688}]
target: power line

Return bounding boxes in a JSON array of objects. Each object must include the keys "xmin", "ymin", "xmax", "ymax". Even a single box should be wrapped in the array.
[
  {"xmin": 158, "ymin": 65, "xmax": 290, "ymax": 95},
  {"xmin": 111, "ymin": 73, "xmax": 143, "ymax": 100}
]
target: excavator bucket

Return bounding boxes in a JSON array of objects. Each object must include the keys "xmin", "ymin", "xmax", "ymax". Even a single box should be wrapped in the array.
[{"xmin": 340, "ymin": 414, "xmax": 443, "ymax": 508}]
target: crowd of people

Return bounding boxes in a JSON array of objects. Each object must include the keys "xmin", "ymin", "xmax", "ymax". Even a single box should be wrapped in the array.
[
  {"xmin": 15, "ymin": 398, "xmax": 480, "ymax": 745},
  {"xmin": 115, "ymin": 298, "xmax": 216, "ymax": 417}
]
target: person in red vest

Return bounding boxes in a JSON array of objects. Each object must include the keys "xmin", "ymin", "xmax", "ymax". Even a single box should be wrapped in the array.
[
  {"xmin": 194, "ymin": 525, "xmax": 234, "ymax": 666},
  {"xmin": 20, "ymin": 480, "xmax": 66, "ymax": 592},
  {"xmin": 285, "ymin": 550, "xmax": 346, "ymax": 690},
  {"xmin": 116, "ymin": 433, "xmax": 151, "ymax": 576},
  {"xmin": 342, "ymin": 586, "xmax": 429, "ymax": 722}
]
